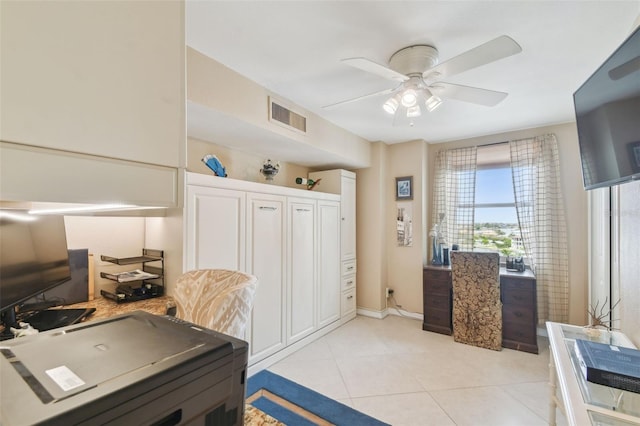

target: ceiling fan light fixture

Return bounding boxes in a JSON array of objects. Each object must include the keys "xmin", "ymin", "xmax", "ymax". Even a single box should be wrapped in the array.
[
  {"xmin": 425, "ymin": 94, "xmax": 442, "ymax": 112},
  {"xmin": 406, "ymin": 105, "xmax": 421, "ymax": 118},
  {"xmin": 383, "ymin": 97, "xmax": 399, "ymax": 114},
  {"xmin": 400, "ymin": 89, "xmax": 417, "ymax": 107}
]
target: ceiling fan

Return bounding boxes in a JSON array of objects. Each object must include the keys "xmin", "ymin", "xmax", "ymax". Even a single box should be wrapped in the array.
[{"xmin": 324, "ymin": 35, "xmax": 522, "ymax": 126}]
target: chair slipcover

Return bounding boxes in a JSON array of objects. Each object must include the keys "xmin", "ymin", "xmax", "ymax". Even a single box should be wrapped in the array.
[
  {"xmin": 451, "ymin": 252, "xmax": 502, "ymax": 351},
  {"xmin": 173, "ymin": 269, "xmax": 258, "ymax": 339}
]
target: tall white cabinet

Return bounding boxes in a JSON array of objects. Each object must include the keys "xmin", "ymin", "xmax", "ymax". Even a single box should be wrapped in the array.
[
  {"xmin": 309, "ymin": 169, "xmax": 357, "ymax": 322},
  {"xmin": 185, "ymin": 172, "xmax": 342, "ymax": 372}
]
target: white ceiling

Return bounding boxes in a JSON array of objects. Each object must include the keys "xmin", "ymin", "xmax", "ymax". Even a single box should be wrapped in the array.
[{"xmin": 186, "ymin": 1, "xmax": 640, "ymax": 156}]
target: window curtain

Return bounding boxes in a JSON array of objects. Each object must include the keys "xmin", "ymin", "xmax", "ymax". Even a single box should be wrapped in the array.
[
  {"xmin": 432, "ymin": 147, "xmax": 477, "ymax": 251},
  {"xmin": 509, "ymin": 134, "xmax": 569, "ymax": 324}
]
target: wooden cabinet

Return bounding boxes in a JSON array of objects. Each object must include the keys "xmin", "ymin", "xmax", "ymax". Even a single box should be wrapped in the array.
[
  {"xmin": 422, "ymin": 265, "xmax": 538, "ymax": 353},
  {"xmin": 501, "ymin": 273, "xmax": 538, "ymax": 354},
  {"xmin": 309, "ymin": 169, "xmax": 357, "ymax": 323},
  {"xmin": 422, "ymin": 266, "xmax": 453, "ymax": 335}
]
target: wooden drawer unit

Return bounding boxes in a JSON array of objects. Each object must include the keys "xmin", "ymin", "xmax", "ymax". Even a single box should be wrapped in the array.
[
  {"xmin": 500, "ymin": 275, "xmax": 538, "ymax": 354},
  {"xmin": 423, "ymin": 266, "xmax": 452, "ymax": 335}
]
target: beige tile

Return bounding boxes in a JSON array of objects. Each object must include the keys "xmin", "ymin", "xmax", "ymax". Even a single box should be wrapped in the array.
[
  {"xmin": 429, "ymin": 385, "xmax": 547, "ymax": 426},
  {"xmin": 352, "ymin": 392, "xmax": 456, "ymax": 426},
  {"xmin": 503, "ymin": 381, "xmax": 568, "ymax": 426},
  {"xmin": 268, "ymin": 357, "xmax": 350, "ymax": 401}
]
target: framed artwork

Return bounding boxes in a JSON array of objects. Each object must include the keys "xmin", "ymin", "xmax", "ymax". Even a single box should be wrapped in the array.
[
  {"xmin": 395, "ymin": 176, "xmax": 413, "ymax": 200},
  {"xmin": 628, "ymin": 141, "xmax": 640, "ymax": 173}
]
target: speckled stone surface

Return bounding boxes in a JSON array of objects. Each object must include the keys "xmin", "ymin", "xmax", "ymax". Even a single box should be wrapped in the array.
[{"xmin": 65, "ymin": 295, "xmax": 175, "ymax": 321}]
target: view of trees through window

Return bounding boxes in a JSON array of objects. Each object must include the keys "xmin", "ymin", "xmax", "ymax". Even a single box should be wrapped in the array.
[{"xmin": 473, "ymin": 166, "xmax": 525, "ymax": 257}]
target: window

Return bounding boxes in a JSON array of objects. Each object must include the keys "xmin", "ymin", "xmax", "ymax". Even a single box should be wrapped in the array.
[
  {"xmin": 473, "ymin": 166, "xmax": 524, "ymax": 256},
  {"xmin": 472, "ymin": 144, "xmax": 524, "ymax": 257}
]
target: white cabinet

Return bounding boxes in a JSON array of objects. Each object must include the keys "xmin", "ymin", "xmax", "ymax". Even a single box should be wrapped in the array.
[
  {"xmin": 184, "ymin": 172, "xmax": 341, "ymax": 369},
  {"xmin": 185, "ymin": 185, "xmax": 246, "ymax": 271},
  {"xmin": 287, "ymin": 198, "xmax": 317, "ymax": 344},
  {"xmin": 246, "ymin": 193, "xmax": 287, "ymax": 363},
  {"xmin": 317, "ymin": 200, "xmax": 341, "ymax": 328},
  {"xmin": 309, "ymin": 169, "xmax": 357, "ymax": 322},
  {"xmin": 1, "ymin": 1, "xmax": 184, "ymax": 168}
]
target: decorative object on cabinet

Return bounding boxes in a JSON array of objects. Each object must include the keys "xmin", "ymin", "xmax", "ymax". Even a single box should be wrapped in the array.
[
  {"xmin": 99, "ymin": 249, "xmax": 164, "ymax": 303},
  {"xmin": 202, "ymin": 154, "xmax": 227, "ymax": 177},
  {"xmin": 450, "ymin": 251, "xmax": 502, "ymax": 351},
  {"xmin": 295, "ymin": 177, "xmax": 321, "ymax": 190},
  {"xmin": 173, "ymin": 269, "xmax": 258, "ymax": 339},
  {"xmin": 260, "ymin": 159, "xmax": 280, "ymax": 182},
  {"xmin": 395, "ymin": 176, "xmax": 413, "ymax": 200}
]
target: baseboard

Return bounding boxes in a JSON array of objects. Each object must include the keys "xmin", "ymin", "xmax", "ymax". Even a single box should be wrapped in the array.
[
  {"xmin": 356, "ymin": 307, "xmax": 387, "ymax": 319},
  {"xmin": 386, "ymin": 306, "xmax": 423, "ymax": 321}
]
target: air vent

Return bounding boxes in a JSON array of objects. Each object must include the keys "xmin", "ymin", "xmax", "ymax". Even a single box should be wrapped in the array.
[{"xmin": 269, "ymin": 97, "xmax": 307, "ymax": 134}]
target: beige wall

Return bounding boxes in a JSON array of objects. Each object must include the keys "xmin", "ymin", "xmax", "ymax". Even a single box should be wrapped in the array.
[
  {"xmin": 188, "ymin": 137, "xmax": 311, "ymax": 189},
  {"xmin": 427, "ymin": 122, "xmax": 589, "ymax": 325}
]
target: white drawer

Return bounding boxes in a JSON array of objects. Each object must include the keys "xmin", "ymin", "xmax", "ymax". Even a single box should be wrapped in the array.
[
  {"xmin": 342, "ymin": 275, "xmax": 356, "ymax": 291},
  {"xmin": 342, "ymin": 259, "xmax": 356, "ymax": 276},
  {"xmin": 341, "ymin": 288, "xmax": 356, "ymax": 317}
]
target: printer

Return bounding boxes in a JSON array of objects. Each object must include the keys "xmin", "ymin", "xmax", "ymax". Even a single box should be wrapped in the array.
[{"xmin": 0, "ymin": 311, "xmax": 247, "ymax": 425}]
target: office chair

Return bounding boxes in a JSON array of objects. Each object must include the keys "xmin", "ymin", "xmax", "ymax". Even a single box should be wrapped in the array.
[
  {"xmin": 450, "ymin": 251, "xmax": 502, "ymax": 351},
  {"xmin": 173, "ymin": 269, "xmax": 258, "ymax": 340}
]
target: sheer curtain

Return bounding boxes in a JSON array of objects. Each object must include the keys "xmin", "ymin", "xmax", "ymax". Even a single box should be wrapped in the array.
[
  {"xmin": 509, "ymin": 134, "xmax": 569, "ymax": 324},
  {"xmin": 432, "ymin": 147, "xmax": 477, "ymax": 251}
]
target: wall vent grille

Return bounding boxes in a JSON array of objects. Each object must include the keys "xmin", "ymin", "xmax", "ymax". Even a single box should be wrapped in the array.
[{"xmin": 269, "ymin": 97, "xmax": 307, "ymax": 134}]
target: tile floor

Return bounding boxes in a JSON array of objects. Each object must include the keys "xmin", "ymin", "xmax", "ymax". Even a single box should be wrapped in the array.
[{"xmin": 269, "ymin": 315, "xmax": 568, "ymax": 426}]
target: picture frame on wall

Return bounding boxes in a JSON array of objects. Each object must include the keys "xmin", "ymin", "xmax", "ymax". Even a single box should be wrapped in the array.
[{"xmin": 395, "ymin": 176, "xmax": 413, "ymax": 200}]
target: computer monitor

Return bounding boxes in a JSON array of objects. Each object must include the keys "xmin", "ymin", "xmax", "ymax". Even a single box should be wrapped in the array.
[{"xmin": 0, "ymin": 211, "xmax": 71, "ymax": 333}]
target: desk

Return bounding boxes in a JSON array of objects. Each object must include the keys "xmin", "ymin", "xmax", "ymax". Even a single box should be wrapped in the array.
[
  {"xmin": 423, "ymin": 265, "xmax": 538, "ymax": 353},
  {"xmin": 65, "ymin": 295, "xmax": 175, "ymax": 321},
  {"xmin": 546, "ymin": 322, "xmax": 640, "ymax": 425}
]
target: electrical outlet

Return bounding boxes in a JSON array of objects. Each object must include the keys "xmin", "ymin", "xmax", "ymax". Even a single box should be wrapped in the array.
[{"xmin": 386, "ymin": 287, "xmax": 393, "ymax": 298}]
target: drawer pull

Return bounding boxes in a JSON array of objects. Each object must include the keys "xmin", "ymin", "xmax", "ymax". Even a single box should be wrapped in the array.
[
  {"xmin": 515, "ymin": 311, "xmax": 523, "ymax": 318},
  {"xmin": 296, "ymin": 208, "xmax": 311, "ymax": 212},
  {"xmin": 346, "ymin": 280, "xmax": 354, "ymax": 285},
  {"xmin": 259, "ymin": 206, "xmax": 277, "ymax": 211},
  {"xmin": 347, "ymin": 266, "xmax": 354, "ymax": 271},
  {"xmin": 347, "ymin": 295, "xmax": 353, "ymax": 300}
]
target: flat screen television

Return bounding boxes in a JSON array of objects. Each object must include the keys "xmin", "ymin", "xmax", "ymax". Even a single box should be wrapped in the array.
[
  {"xmin": 0, "ymin": 211, "xmax": 71, "ymax": 332},
  {"xmin": 574, "ymin": 25, "xmax": 640, "ymax": 190}
]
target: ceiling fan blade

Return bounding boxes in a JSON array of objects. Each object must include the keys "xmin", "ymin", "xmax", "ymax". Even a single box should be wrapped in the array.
[
  {"xmin": 424, "ymin": 35, "xmax": 522, "ymax": 80},
  {"xmin": 342, "ymin": 57, "xmax": 410, "ymax": 82},
  {"xmin": 433, "ymin": 82, "xmax": 508, "ymax": 106},
  {"xmin": 322, "ymin": 87, "xmax": 398, "ymax": 109}
]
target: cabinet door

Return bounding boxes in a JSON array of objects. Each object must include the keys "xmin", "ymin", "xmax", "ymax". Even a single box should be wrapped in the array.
[
  {"xmin": 185, "ymin": 185, "xmax": 245, "ymax": 271},
  {"xmin": 287, "ymin": 198, "xmax": 316, "ymax": 343},
  {"xmin": 317, "ymin": 200, "xmax": 341, "ymax": 328},
  {"xmin": 246, "ymin": 193, "xmax": 286, "ymax": 362},
  {"xmin": 341, "ymin": 175, "xmax": 357, "ymax": 261}
]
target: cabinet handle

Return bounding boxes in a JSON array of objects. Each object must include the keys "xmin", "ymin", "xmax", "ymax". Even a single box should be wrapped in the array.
[
  {"xmin": 296, "ymin": 208, "xmax": 311, "ymax": 212},
  {"xmin": 347, "ymin": 295, "xmax": 353, "ymax": 299},
  {"xmin": 515, "ymin": 311, "xmax": 523, "ymax": 318},
  {"xmin": 347, "ymin": 266, "xmax": 354, "ymax": 271},
  {"xmin": 346, "ymin": 280, "xmax": 354, "ymax": 285},
  {"xmin": 259, "ymin": 206, "xmax": 277, "ymax": 211}
]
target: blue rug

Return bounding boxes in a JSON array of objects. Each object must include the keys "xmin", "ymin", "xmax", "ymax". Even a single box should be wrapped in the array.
[{"xmin": 247, "ymin": 370, "xmax": 390, "ymax": 426}]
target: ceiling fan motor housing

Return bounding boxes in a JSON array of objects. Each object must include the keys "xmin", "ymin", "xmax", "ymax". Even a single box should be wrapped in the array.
[{"xmin": 389, "ymin": 45, "xmax": 439, "ymax": 76}]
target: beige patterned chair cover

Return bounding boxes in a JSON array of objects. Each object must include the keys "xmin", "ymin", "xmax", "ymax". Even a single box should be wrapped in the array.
[
  {"xmin": 173, "ymin": 269, "xmax": 258, "ymax": 339},
  {"xmin": 451, "ymin": 252, "xmax": 502, "ymax": 351}
]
